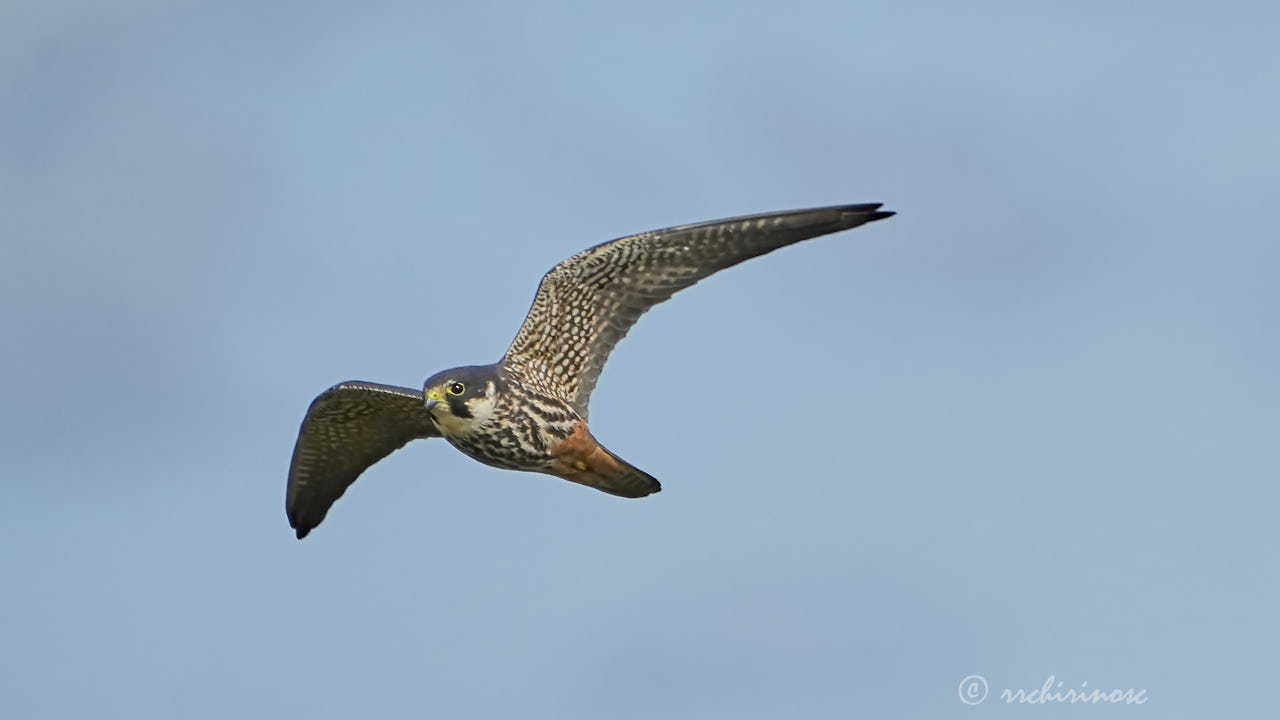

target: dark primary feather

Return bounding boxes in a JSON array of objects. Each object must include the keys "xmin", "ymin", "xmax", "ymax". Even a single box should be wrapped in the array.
[
  {"xmin": 286, "ymin": 381, "xmax": 440, "ymax": 539},
  {"xmin": 502, "ymin": 203, "xmax": 894, "ymax": 416}
]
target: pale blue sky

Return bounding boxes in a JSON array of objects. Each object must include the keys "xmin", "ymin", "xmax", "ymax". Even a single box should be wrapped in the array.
[{"xmin": 2, "ymin": 1, "xmax": 1277, "ymax": 718}]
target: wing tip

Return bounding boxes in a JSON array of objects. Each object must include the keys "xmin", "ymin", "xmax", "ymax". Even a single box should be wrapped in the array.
[
  {"xmin": 839, "ymin": 203, "xmax": 895, "ymax": 224},
  {"xmin": 834, "ymin": 204, "xmax": 895, "ymax": 233},
  {"xmin": 288, "ymin": 510, "xmax": 314, "ymax": 539},
  {"xmin": 287, "ymin": 499, "xmax": 320, "ymax": 540}
]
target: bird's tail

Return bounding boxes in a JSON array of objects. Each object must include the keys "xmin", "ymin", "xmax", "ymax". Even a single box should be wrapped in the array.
[
  {"xmin": 591, "ymin": 446, "xmax": 662, "ymax": 498},
  {"xmin": 548, "ymin": 432, "xmax": 662, "ymax": 499}
]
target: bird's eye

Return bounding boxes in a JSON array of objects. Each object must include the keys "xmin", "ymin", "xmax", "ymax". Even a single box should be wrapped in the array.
[{"xmin": 447, "ymin": 381, "xmax": 466, "ymax": 396}]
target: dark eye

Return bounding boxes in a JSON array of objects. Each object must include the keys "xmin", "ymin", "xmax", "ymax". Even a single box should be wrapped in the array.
[{"xmin": 447, "ymin": 381, "xmax": 466, "ymax": 396}]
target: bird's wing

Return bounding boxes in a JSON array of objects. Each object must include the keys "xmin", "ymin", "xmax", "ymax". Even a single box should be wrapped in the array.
[
  {"xmin": 286, "ymin": 381, "xmax": 440, "ymax": 539},
  {"xmin": 502, "ymin": 203, "xmax": 894, "ymax": 416}
]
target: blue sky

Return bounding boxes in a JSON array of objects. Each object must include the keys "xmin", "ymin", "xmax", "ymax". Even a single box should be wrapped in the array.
[{"xmin": 2, "ymin": 1, "xmax": 1277, "ymax": 718}]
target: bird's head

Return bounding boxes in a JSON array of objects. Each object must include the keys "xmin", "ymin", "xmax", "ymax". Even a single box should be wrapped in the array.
[{"xmin": 423, "ymin": 365, "xmax": 503, "ymax": 436}]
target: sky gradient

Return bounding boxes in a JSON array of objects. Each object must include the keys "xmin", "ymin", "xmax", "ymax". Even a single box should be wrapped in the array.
[{"xmin": 2, "ymin": 1, "xmax": 1277, "ymax": 718}]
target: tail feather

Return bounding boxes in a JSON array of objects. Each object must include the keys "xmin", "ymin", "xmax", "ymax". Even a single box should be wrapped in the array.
[
  {"xmin": 547, "ymin": 421, "xmax": 661, "ymax": 498},
  {"xmin": 590, "ymin": 447, "xmax": 661, "ymax": 498}
]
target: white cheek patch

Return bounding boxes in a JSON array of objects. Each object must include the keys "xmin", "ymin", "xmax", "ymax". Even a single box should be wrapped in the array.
[
  {"xmin": 466, "ymin": 393, "xmax": 499, "ymax": 428},
  {"xmin": 436, "ymin": 381, "xmax": 499, "ymax": 437}
]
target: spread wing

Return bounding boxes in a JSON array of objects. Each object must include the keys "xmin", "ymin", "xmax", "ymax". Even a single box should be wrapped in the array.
[
  {"xmin": 502, "ymin": 203, "xmax": 894, "ymax": 416},
  {"xmin": 286, "ymin": 381, "xmax": 440, "ymax": 539}
]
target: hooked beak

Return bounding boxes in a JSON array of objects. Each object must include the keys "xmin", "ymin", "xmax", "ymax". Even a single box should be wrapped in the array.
[{"xmin": 424, "ymin": 389, "xmax": 443, "ymax": 414}]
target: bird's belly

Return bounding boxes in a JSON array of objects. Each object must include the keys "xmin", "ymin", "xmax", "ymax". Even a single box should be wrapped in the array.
[{"xmin": 444, "ymin": 426, "xmax": 557, "ymax": 472}]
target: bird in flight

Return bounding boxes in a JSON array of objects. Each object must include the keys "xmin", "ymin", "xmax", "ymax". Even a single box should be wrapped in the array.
[{"xmin": 286, "ymin": 203, "xmax": 894, "ymax": 538}]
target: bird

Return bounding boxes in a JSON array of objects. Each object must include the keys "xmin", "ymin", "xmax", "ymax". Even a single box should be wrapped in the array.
[{"xmin": 286, "ymin": 203, "xmax": 894, "ymax": 538}]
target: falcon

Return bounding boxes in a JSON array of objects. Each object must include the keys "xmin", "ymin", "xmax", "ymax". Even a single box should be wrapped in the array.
[{"xmin": 286, "ymin": 203, "xmax": 894, "ymax": 538}]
